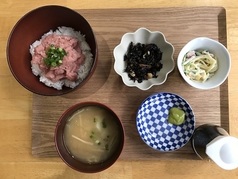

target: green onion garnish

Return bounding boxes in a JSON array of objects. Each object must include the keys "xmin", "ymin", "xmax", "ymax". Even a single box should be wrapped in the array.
[
  {"xmin": 102, "ymin": 119, "xmax": 107, "ymax": 128},
  {"xmin": 43, "ymin": 44, "xmax": 67, "ymax": 67},
  {"xmin": 105, "ymin": 144, "xmax": 109, "ymax": 150}
]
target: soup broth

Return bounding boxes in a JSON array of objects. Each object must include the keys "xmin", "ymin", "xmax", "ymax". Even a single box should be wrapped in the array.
[{"xmin": 63, "ymin": 105, "xmax": 120, "ymax": 164}]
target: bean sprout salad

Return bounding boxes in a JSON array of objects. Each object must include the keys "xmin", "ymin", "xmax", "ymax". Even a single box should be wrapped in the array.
[{"xmin": 182, "ymin": 50, "xmax": 218, "ymax": 82}]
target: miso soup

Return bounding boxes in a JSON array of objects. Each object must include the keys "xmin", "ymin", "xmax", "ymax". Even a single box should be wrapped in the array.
[{"xmin": 63, "ymin": 105, "xmax": 121, "ymax": 164}]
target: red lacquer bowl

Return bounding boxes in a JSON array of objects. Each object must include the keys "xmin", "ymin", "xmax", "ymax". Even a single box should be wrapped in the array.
[
  {"xmin": 55, "ymin": 102, "xmax": 125, "ymax": 173},
  {"xmin": 6, "ymin": 5, "xmax": 98, "ymax": 96}
]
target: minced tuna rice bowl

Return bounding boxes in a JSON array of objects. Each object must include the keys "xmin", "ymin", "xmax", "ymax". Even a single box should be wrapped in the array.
[{"xmin": 30, "ymin": 26, "xmax": 93, "ymax": 90}]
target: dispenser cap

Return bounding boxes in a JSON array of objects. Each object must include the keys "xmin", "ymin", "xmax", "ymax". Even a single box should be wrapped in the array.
[{"xmin": 206, "ymin": 136, "xmax": 238, "ymax": 170}]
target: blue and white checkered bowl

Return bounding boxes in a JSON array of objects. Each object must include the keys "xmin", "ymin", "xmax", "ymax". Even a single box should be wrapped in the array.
[{"xmin": 136, "ymin": 92, "xmax": 195, "ymax": 152}]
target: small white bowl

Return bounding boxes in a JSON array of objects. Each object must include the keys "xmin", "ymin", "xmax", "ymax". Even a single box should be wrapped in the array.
[
  {"xmin": 113, "ymin": 28, "xmax": 175, "ymax": 90},
  {"xmin": 177, "ymin": 37, "xmax": 231, "ymax": 90}
]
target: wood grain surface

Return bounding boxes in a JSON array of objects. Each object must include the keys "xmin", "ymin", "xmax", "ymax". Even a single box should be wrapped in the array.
[{"xmin": 32, "ymin": 7, "xmax": 228, "ymax": 160}]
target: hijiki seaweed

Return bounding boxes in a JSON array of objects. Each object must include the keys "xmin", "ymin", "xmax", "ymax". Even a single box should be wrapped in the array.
[{"xmin": 124, "ymin": 42, "xmax": 163, "ymax": 83}]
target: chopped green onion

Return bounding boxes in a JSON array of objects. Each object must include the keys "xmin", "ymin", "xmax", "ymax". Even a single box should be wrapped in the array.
[
  {"xmin": 95, "ymin": 140, "xmax": 101, "ymax": 145},
  {"xmin": 102, "ymin": 119, "xmax": 107, "ymax": 128},
  {"xmin": 43, "ymin": 44, "xmax": 67, "ymax": 67},
  {"xmin": 105, "ymin": 144, "xmax": 109, "ymax": 150},
  {"xmin": 103, "ymin": 138, "xmax": 108, "ymax": 142}
]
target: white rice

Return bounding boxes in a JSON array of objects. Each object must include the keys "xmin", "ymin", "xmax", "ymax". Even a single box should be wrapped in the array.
[{"xmin": 30, "ymin": 26, "xmax": 94, "ymax": 90}]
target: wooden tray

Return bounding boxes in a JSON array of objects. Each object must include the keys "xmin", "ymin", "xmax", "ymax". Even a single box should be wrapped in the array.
[{"xmin": 32, "ymin": 7, "xmax": 229, "ymax": 160}]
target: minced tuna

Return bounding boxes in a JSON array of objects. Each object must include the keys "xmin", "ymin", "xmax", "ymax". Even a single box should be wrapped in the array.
[{"xmin": 30, "ymin": 26, "xmax": 93, "ymax": 90}]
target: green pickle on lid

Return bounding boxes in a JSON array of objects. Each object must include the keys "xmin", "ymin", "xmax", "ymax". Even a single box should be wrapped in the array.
[{"xmin": 168, "ymin": 107, "xmax": 185, "ymax": 125}]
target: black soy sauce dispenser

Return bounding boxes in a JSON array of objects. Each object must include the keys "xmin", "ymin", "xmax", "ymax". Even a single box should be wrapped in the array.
[{"xmin": 191, "ymin": 124, "xmax": 238, "ymax": 170}]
